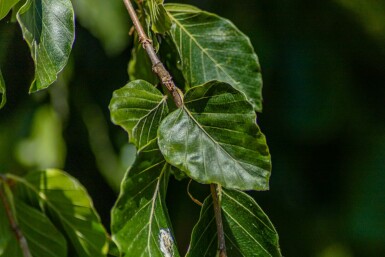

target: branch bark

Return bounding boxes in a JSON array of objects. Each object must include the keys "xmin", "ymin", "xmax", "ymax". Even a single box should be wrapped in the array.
[
  {"xmin": 122, "ymin": 0, "xmax": 183, "ymax": 108},
  {"xmin": 0, "ymin": 177, "xmax": 32, "ymax": 257},
  {"xmin": 210, "ymin": 184, "xmax": 227, "ymax": 257}
]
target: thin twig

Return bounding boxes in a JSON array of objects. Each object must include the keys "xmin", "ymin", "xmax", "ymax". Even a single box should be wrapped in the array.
[
  {"xmin": 187, "ymin": 179, "xmax": 203, "ymax": 206},
  {"xmin": 210, "ymin": 184, "xmax": 227, "ymax": 257},
  {"xmin": 122, "ymin": 0, "xmax": 183, "ymax": 108},
  {"xmin": 0, "ymin": 178, "xmax": 32, "ymax": 257}
]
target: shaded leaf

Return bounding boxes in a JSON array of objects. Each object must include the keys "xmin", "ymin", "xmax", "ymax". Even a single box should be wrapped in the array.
[
  {"xmin": 111, "ymin": 140, "xmax": 180, "ymax": 257},
  {"xmin": 166, "ymin": 3, "xmax": 263, "ymax": 112},
  {"xmin": 143, "ymin": 0, "xmax": 172, "ymax": 34},
  {"xmin": 109, "ymin": 80, "xmax": 168, "ymax": 150},
  {"xmin": 158, "ymin": 81, "xmax": 271, "ymax": 191},
  {"xmin": 16, "ymin": 0, "xmax": 75, "ymax": 92},
  {"xmin": 0, "ymin": 69, "xmax": 5, "ymax": 109},
  {"xmin": 9, "ymin": 169, "xmax": 108, "ymax": 257},
  {"xmin": 72, "ymin": 0, "xmax": 129, "ymax": 55},
  {"xmin": 187, "ymin": 189, "xmax": 281, "ymax": 257},
  {"xmin": 0, "ymin": 0, "xmax": 19, "ymax": 20}
]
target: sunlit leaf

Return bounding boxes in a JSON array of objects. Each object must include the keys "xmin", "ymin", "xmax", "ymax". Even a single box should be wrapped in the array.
[
  {"xmin": 16, "ymin": 0, "xmax": 75, "ymax": 92},
  {"xmin": 0, "ymin": 0, "xmax": 19, "ymax": 20},
  {"xmin": 0, "ymin": 69, "xmax": 5, "ymax": 109},
  {"xmin": 109, "ymin": 80, "xmax": 168, "ymax": 150},
  {"xmin": 187, "ymin": 189, "xmax": 282, "ymax": 257},
  {"xmin": 166, "ymin": 3, "xmax": 264, "ymax": 112},
  {"xmin": 158, "ymin": 81, "xmax": 271, "ymax": 190},
  {"xmin": 72, "ymin": 0, "xmax": 129, "ymax": 55},
  {"xmin": 143, "ymin": 0, "xmax": 172, "ymax": 34},
  {"xmin": 8, "ymin": 169, "xmax": 109, "ymax": 257},
  {"xmin": 111, "ymin": 140, "xmax": 180, "ymax": 257}
]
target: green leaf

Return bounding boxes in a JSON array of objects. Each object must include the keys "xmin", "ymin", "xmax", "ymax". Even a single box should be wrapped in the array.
[
  {"xmin": 187, "ymin": 189, "xmax": 282, "ymax": 257},
  {"xmin": 166, "ymin": 3, "xmax": 264, "ymax": 112},
  {"xmin": 16, "ymin": 0, "xmax": 75, "ymax": 93},
  {"xmin": 143, "ymin": 0, "xmax": 172, "ymax": 34},
  {"xmin": 72, "ymin": 0, "xmax": 129, "ymax": 55},
  {"xmin": 111, "ymin": 140, "xmax": 180, "ymax": 257},
  {"xmin": 109, "ymin": 80, "xmax": 168, "ymax": 150},
  {"xmin": 0, "ymin": 182, "xmax": 67, "ymax": 257},
  {"xmin": 9, "ymin": 169, "xmax": 109, "ymax": 257},
  {"xmin": 0, "ymin": 69, "xmax": 5, "ymax": 109},
  {"xmin": 0, "ymin": 0, "xmax": 19, "ymax": 20},
  {"xmin": 158, "ymin": 81, "xmax": 271, "ymax": 191}
]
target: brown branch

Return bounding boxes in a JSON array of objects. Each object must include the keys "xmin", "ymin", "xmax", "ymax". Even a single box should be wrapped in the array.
[
  {"xmin": 210, "ymin": 184, "xmax": 227, "ymax": 257},
  {"xmin": 122, "ymin": 0, "xmax": 183, "ymax": 108},
  {"xmin": 0, "ymin": 177, "xmax": 32, "ymax": 257},
  {"xmin": 187, "ymin": 179, "xmax": 203, "ymax": 206}
]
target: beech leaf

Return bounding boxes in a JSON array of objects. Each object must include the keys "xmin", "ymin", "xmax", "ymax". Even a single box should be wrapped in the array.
[
  {"xmin": 16, "ymin": 0, "xmax": 75, "ymax": 92},
  {"xmin": 186, "ymin": 189, "xmax": 282, "ymax": 257},
  {"xmin": 158, "ymin": 81, "xmax": 271, "ymax": 191},
  {"xmin": 144, "ymin": 0, "xmax": 172, "ymax": 34},
  {"xmin": 109, "ymin": 80, "xmax": 168, "ymax": 150},
  {"xmin": 111, "ymin": 140, "xmax": 180, "ymax": 257},
  {"xmin": 0, "ymin": 0, "xmax": 19, "ymax": 20},
  {"xmin": 7, "ymin": 169, "xmax": 109, "ymax": 256},
  {"xmin": 166, "ymin": 3, "xmax": 264, "ymax": 112}
]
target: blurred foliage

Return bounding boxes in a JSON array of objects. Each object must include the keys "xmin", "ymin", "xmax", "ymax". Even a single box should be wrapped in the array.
[{"xmin": 1, "ymin": 0, "xmax": 385, "ymax": 256}]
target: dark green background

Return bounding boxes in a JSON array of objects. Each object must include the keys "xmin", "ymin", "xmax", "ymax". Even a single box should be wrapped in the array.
[{"xmin": 1, "ymin": 0, "xmax": 384, "ymax": 256}]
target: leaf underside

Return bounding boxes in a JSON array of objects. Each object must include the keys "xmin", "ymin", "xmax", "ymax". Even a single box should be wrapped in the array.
[
  {"xmin": 158, "ymin": 81, "xmax": 271, "ymax": 191},
  {"xmin": 144, "ymin": 0, "xmax": 172, "ymax": 34},
  {"xmin": 16, "ymin": 0, "xmax": 75, "ymax": 93},
  {"xmin": 111, "ymin": 140, "xmax": 180, "ymax": 257},
  {"xmin": 166, "ymin": 3, "xmax": 263, "ymax": 112},
  {"xmin": 186, "ymin": 189, "xmax": 282, "ymax": 257},
  {"xmin": 109, "ymin": 80, "xmax": 169, "ymax": 150}
]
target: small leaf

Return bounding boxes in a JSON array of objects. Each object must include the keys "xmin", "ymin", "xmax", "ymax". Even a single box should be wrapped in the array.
[
  {"xmin": 109, "ymin": 80, "xmax": 168, "ymax": 150},
  {"xmin": 0, "ymin": 0, "xmax": 19, "ymax": 20},
  {"xmin": 158, "ymin": 81, "xmax": 271, "ymax": 191},
  {"xmin": 0, "ymin": 69, "xmax": 5, "ymax": 109},
  {"xmin": 111, "ymin": 139, "xmax": 180, "ymax": 257},
  {"xmin": 16, "ymin": 0, "xmax": 75, "ymax": 92},
  {"xmin": 186, "ymin": 189, "xmax": 282, "ymax": 257},
  {"xmin": 166, "ymin": 3, "xmax": 264, "ymax": 112},
  {"xmin": 9, "ymin": 169, "xmax": 109, "ymax": 257},
  {"xmin": 143, "ymin": 0, "xmax": 172, "ymax": 34}
]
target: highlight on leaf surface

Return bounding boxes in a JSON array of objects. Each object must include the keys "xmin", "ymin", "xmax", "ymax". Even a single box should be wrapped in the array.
[
  {"xmin": 158, "ymin": 80, "xmax": 271, "ymax": 191},
  {"xmin": 16, "ymin": 0, "xmax": 75, "ymax": 93},
  {"xmin": 165, "ymin": 3, "xmax": 264, "ymax": 112}
]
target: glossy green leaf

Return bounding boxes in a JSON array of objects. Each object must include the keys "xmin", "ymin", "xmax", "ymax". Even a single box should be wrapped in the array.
[
  {"xmin": 111, "ymin": 140, "xmax": 180, "ymax": 257},
  {"xmin": 0, "ymin": 69, "xmax": 5, "ymax": 109},
  {"xmin": 158, "ymin": 81, "xmax": 271, "ymax": 190},
  {"xmin": 109, "ymin": 80, "xmax": 168, "ymax": 150},
  {"xmin": 187, "ymin": 189, "xmax": 282, "ymax": 257},
  {"xmin": 8, "ymin": 169, "xmax": 108, "ymax": 257},
  {"xmin": 166, "ymin": 3, "xmax": 263, "ymax": 112},
  {"xmin": 143, "ymin": 0, "xmax": 172, "ymax": 34},
  {"xmin": 72, "ymin": 0, "xmax": 129, "ymax": 55},
  {"xmin": 0, "ymin": 0, "xmax": 19, "ymax": 20},
  {"xmin": 16, "ymin": 0, "xmax": 75, "ymax": 93}
]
